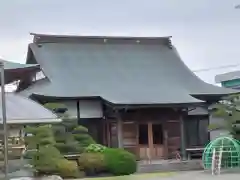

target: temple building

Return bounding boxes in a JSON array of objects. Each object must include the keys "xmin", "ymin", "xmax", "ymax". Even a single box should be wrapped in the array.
[{"xmin": 10, "ymin": 33, "xmax": 237, "ymax": 160}]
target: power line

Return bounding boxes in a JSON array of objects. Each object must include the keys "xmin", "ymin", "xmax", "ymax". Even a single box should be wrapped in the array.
[{"xmin": 193, "ymin": 63, "xmax": 240, "ymax": 73}]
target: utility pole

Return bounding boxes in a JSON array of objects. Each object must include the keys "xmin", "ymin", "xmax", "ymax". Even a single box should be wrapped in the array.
[{"xmin": 0, "ymin": 62, "xmax": 8, "ymax": 178}]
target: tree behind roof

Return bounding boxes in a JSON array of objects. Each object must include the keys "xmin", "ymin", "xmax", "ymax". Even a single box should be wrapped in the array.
[{"xmin": 209, "ymin": 94, "xmax": 240, "ymax": 140}]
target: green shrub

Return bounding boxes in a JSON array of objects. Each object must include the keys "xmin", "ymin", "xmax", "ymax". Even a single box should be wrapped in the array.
[
  {"xmin": 85, "ymin": 144, "xmax": 106, "ymax": 153},
  {"xmin": 39, "ymin": 137, "xmax": 56, "ymax": 146},
  {"xmin": 32, "ymin": 146, "xmax": 83, "ymax": 178},
  {"xmin": 55, "ymin": 159, "xmax": 82, "ymax": 178},
  {"xmin": 74, "ymin": 133, "xmax": 95, "ymax": 148},
  {"xmin": 24, "ymin": 125, "xmax": 56, "ymax": 149},
  {"xmin": 55, "ymin": 142, "xmax": 83, "ymax": 154},
  {"xmin": 61, "ymin": 119, "xmax": 78, "ymax": 132},
  {"xmin": 31, "ymin": 146, "xmax": 62, "ymax": 175},
  {"xmin": 73, "ymin": 126, "xmax": 89, "ymax": 133},
  {"xmin": 23, "ymin": 150, "xmax": 37, "ymax": 159},
  {"xmin": 78, "ymin": 152, "xmax": 106, "ymax": 175},
  {"xmin": 104, "ymin": 148, "xmax": 137, "ymax": 176}
]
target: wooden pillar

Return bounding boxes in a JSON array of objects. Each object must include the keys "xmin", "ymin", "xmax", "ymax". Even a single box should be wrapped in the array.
[
  {"xmin": 163, "ymin": 130, "xmax": 168, "ymax": 159},
  {"xmin": 77, "ymin": 100, "xmax": 80, "ymax": 123},
  {"xmin": 148, "ymin": 122, "xmax": 153, "ymax": 162},
  {"xmin": 180, "ymin": 110, "xmax": 187, "ymax": 160},
  {"xmin": 116, "ymin": 111, "xmax": 123, "ymax": 148},
  {"xmin": 106, "ymin": 120, "xmax": 111, "ymax": 147},
  {"xmin": 102, "ymin": 118, "xmax": 106, "ymax": 145}
]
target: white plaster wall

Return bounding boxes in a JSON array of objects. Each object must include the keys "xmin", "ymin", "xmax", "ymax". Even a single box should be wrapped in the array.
[
  {"xmin": 64, "ymin": 101, "xmax": 78, "ymax": 118},
  {"xmin": 64, "ymin": 100, "xmax": 103, "ymax": 118},
  {"xmin": 9, "ymin": 128, "xmax": 21, "ymax": 137},
  {"xmin": 79, "ymin": 100, "xmax": 103, "ymax": 118},
  {"xmin": 6, "ymin": 125, "xmax": 23, "ymax": 137}
]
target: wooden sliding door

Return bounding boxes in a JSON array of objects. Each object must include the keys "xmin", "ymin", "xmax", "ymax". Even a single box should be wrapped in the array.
[{"xmin": 138, "ymin": 122, "xmax": 164, "ymax": 160}]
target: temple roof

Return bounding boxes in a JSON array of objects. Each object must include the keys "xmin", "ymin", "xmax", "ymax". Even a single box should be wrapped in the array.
[
  {"xmin": 0, "ymin": 59, "xmax": 39, "ymax": 84},
  {"xmin": 19, "ymin": 33, "xmax": 237, "ymax": 105},
  {"xmin": 0, "ymin": 59, "xmax": 39, "ymax": 70},
  {"xmin": 0, "ymin": 93, "xmax": 60, "ymax": 124}
]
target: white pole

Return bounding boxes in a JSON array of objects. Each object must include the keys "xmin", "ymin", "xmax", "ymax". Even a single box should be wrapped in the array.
[
  {"xmin": 212, "ymin": 148, "xmax": 216, "ymax": 175},
  {"xmin": 0, "ymin": 62, "xmax": 8, "ymax": 178},
  {"xmin": 218, "ymin": 147, "xmax": 223, "ymax": 175}
]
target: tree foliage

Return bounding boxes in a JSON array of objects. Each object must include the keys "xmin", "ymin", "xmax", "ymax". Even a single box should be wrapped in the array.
[
  {"xmin": 209, "ymin": 94, "xmax": 240, "ymax": 140},
  {"xmin": 43, "ymin": 103, "xmax": 95, "ymax": 154}
]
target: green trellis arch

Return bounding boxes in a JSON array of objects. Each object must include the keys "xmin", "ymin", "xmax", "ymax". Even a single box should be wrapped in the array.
[{"xmin": 202, "ymin": 136, "xmax": 240, "ymax": 169}]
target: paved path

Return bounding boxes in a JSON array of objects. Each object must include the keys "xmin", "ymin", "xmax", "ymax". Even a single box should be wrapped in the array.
[
  {"xmin": 80, "ymin": 171, "xmax": 240, "ymax": 180},
  {"xmin": 159, "ymin": 171, "xmax": 240, "ymax": 180}
]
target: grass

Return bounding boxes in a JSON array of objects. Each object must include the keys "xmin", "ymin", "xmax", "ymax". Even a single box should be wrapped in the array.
[{"xmin": 81, "ymin": 172, "xmax": 176, "ymax": 180}]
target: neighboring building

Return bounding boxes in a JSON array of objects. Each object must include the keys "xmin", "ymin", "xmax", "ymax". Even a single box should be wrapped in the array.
[
  {"xmin": 215, "ymin": 71, "xmax": 240, "ymax": 89},
  {"xmin": 213, "ymin": 71, "xmax": 240, "ymax": 139},
  {"xmin": 0, "ymin": 59, "xmax": 61, "ymax": 137},
  {"xmin": 15, "ymin": 33, "xmax": 236, "ymax": 160},
  {"xmin": 0, "ymin": 93, "xmax": 61, "ymax": 137}
]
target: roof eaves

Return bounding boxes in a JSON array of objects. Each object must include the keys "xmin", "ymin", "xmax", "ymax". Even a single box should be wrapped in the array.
[
  {"xmin": 0, "ymin": 59, "xmax": 39, "ymax": 70},
  {"xmin": 0, "ymin": 118, "xmax": 62, "ymax": 124}
]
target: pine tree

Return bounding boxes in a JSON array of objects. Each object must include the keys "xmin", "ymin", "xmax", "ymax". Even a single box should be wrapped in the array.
[
  {"xmin": 44, "ymin": 103, "xmax": 95, "ymax": 154},
  {"xmin": 209, "ymin": 94, "xmax": 240, "ymax": 140}
]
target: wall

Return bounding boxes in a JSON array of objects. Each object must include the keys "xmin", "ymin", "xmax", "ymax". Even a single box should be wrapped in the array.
[
  {"xmin": 63, "ymin": 100, "xmax": 103, "ymax": 118},
  {"xmin": 58, "ymin": 100, "xmax": 104, "ymax": 143},
  {"xmin": 188, "ymin": 106, "xmax": 229, "ymax": 141},
  {"xmin": 0, "ymin": 124, "xmax": 23, "ymax": 137}
]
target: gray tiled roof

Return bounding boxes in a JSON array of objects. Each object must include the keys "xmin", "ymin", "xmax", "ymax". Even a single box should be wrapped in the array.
[
  {"xmin": 0, "ymin": 93, "xmax": 60, "ymax": 124},
  {"xmin": 21, "ymin": 35, "xmax": 237, "ymax": 105},
  {"xmin": 0, "ymin": 59, "xmax": 39, "ymax": 85},
  {"xmin": 0, "ymin": 59, "xmax": 39, "ymax": 70}
]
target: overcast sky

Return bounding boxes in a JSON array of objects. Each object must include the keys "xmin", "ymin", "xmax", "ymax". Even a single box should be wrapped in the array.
[{"xmin": 1, "ymin": 0, "xmax": 240, "ymax": 86}]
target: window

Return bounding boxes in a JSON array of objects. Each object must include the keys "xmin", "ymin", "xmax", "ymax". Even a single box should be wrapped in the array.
[{"xmin": 139, "ymin": 124, "xmax": 148, "ymax": 145}]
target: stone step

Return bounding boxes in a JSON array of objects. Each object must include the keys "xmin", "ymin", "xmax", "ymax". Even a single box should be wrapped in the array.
[{"xmin": 137, "ymin": 160, "xmax": 203, "ymax": 173}]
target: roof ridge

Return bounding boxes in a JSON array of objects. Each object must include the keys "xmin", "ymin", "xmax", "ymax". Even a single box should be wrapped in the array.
[
  {"xmin": 30, "ymin": 33, "xmax": 172, "ymax": 45},
  {"xmin": 30, "ymin": 32, "xmax": 172, "ymax": 39}
]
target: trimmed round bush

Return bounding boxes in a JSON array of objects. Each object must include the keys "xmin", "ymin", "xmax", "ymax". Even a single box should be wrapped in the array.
[
  {"xmin": 32, "ymin": 146, "xmax": 84, "ymax": 178},
  {"xmin": 55, "ymin": 142, "xmax": 83, "ymax": 154},
  {"xmin": 74, "ymin": 134, "xmax": 95, "ymax": 148},
  {"xmin": 78, "ymin": 152, "xmax": 106, "ymax": 175},
  {"xmin": 55, "ymin": 159, "xmax": 83, "ymax": 178},
  {"xmin": 104, "ymin": 148, "xmax": 137, "ymax": 176},
  {"xmin": 32, "ymin": 146, "xmax": 63, "ymax": 175},
  {"xmin": 73, "ymin": 126, "xmax": 89, "ymax": 134},
  {"xmin": 72, "ymin": 126, "xmax": 96, "ymax": 147}
]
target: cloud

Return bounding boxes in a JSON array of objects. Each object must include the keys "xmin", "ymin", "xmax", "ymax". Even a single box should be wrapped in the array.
[{"xmin": 1, "ymin": 0, "xmax": 240, "ymax": 84}]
